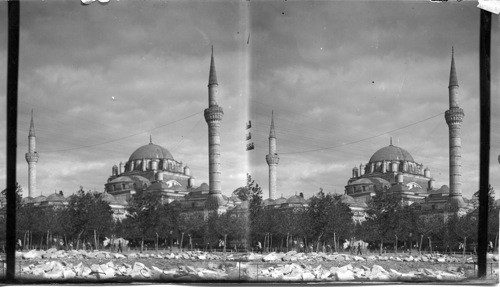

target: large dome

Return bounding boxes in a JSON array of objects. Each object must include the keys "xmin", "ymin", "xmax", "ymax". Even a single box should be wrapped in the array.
[
  {"xmin": 129, "ymin": 142, "xmax": 174, "ymax": 161},
  {"xmin": 369, "ymin": 145, "xmax": 414, "ymax": 163}
]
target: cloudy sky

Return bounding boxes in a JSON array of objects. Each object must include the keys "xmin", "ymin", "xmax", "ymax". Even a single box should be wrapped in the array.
[{"xmin": 0, "ymin": 0, "xmax": 498, "ymax": 200}]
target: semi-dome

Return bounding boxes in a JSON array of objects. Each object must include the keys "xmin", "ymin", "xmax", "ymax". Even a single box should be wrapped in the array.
[
  {"xmin": 102, "ymin": 192, "xmax": 118, "ymax": 205},
  {"xmin": 46, "ymin": 193, "xmax": 66, "ymax": 202},
  {"xmin": 22, "ymin": 197, "xmax": 34, "ymax": 204},
  {"xmin": 129, "ymin": 142, "xmax": 174, "ymax": 161},
  {"xmin": 369, "ymin": 144, "xmax": 414, "ymax": 163},
  {"xmin": 286, "ymin": 194, "xmax": 307, "ymax": 204},
  {"xmin": 33, "ymin": 195, "xmax": 47, "ymax": 203}
]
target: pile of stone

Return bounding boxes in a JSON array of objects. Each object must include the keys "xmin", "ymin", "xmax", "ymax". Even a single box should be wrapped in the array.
[
  {"xmin": 248, "ymin": 250, "xmax": 477, "ymax": 264},
  {"xmin": 20, "ymin": 260, "xmax": 229, "ymax": 281},
  {"xmin": 19, "ymin": 249, "xmax": 223, "ymax": 261},
  {"xmin": 19, "ymin": 260, "xmax": 467, "ymax": 282},
  {"xmin": 18, "ymin": 248, "xmax": 488, "ymax": 264},
  {"xmin": 252, "ymin": 263, "xmax": 467, "ymax": 282}
]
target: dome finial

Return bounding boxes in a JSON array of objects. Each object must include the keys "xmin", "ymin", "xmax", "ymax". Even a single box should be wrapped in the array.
[
  {"xmin": 390, "ymin": 137, "xmax": 393, "ymax": 146},
  {"xmin": 150, "ymin": 135, "xmax": 152, "ymax": 144}
]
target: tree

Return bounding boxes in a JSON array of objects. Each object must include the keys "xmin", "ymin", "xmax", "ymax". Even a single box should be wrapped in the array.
[
  {"xmin": 247, "ymin": 174, "xmax": 263, "ymax": 245},
  {"xmin": 65, "ymin": 189, "xmax": 114, "ymax": 249},
  {"xmin": 364, "ymin": 188, "xmax": 404, "ymax": 254},
  {"xmin": 125, "ymin": 191, "xmax": 164, "ymax": 252},
  {"xmin": 1, "ymin": 182, "xmax": 23, "ymax": 208}
]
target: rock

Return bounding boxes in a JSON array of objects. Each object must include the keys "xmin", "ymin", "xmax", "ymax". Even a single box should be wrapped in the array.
[
  {"xmin": 438, "ymin": 271, "xmax": 460, "ymax": 281},
  {"xmin": 32, "ymin": 268, "xmax": 45, "ymax": 277},
  {"xmin": 46, "ymin": 248, "xmax": 58, "ymax": 254},
  {"xmin": 339, "ymin": 264, "xmax": 353, "ymax": 271},
  {"xmin": 95, "ymin": 253, "xmax": 106, "ymax": 259},
  {"xmin": 81, "ymin": 266, "xmax": 92, "ymax": 277},
  {"xmin": 263, "ymin": 252, "xmax": 279, "ymax": 262},
  {"xmin": 90, "ymin": 264, "xmax": 104, "ymax": 274},
  {"xmin": 63, "ymin": 269, "xmax": 76, "ymax": 279},
  {"xmin": 23, "ymin": 250, "xmax": 42, "ymax": 259},
  {"xmin": 114, "ymin": 253, "xmax": 126, "ymax": 259},
  {"xmin": 127, "ymin": 253, "xmax": 137, "ymax": 258},
  {"xmin": 336, "ymin": 269, "xmax": 355, "ymax": 281},
  {"xmin": 283, "ymin": 272, "xmax": 302, "ymax": 281},
  {"xmin": 248, "ymin": 253, "xmax": 263, "ymax": 261},
  {"xmin": 198, "ymin": 255, "xmax": 206, "ymax": 260},
  {"xmin": 436, "ymin": 257, "xmax": 446, "ymax": 263},
  {"xmin": 302, "ymin": 271, "xmax": 315, "ymax": 281},
  {"xmin": 367, "ymin": 255, "xmax": 377, "ymax": 261},
  {"xmin": 43, "ymin": 270, "xmax": 64, "ymax": 279},
  {"xmin": 371, "ymin": 264, "xmax": 388, "ymax": 275}
]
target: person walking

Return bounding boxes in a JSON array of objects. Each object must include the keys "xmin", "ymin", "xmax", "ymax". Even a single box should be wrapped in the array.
[
  {"xmin": 357, "ymin": 243, "xmax": 362, "ymax": 255},
  {"xmin": 118, "ymin": 241, "xmax": 123, "ymax": 253}
]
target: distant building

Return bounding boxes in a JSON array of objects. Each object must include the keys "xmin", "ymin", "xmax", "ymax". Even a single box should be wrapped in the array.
[{"xmin": 105, "ymin": 136, "xmax": 196, "ymax": 204}]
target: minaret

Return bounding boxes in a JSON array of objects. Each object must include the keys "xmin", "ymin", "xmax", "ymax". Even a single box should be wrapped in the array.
[
  {"xmin": 204, "ymin": 46, "xmax": 224, "ymax": 210},
  {"xmin": 25, "ymin": 109, "xmax": 39, "ymax": 198},
  {"xmin": 444, "ymin": 47, "xmax": 466, "ymax": 208},
  {"xmin": 266, "ymin": 111, "xmax": 280, "ymax": 199}
]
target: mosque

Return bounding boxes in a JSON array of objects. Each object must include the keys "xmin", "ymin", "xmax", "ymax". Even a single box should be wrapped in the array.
[
  {"xmin": 341, "ymin": 48, "xmax": 473, "ymax": 218},
  {"xmin": 104, "ymin": 136, "xmax": 196, "ymax": 204},
  {"xmin": 16, "ymin": 48, "xmax": 476, "ymax": 223}
]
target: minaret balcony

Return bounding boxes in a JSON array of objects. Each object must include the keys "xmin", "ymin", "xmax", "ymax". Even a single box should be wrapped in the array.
[
  {"xmin": 204, "ymin": 106, "xmax": 224, "ymax": 122},
  {"xmin": 266, "ymin": 154, "xmax": 280, "ymax": 165},
  {"xmin": 25, "ymin": 152, "xmax": 39, "ymax": 163},
  {"xmin": 445, "ymin": 107, "xmax": 464, "ymax": 125}
]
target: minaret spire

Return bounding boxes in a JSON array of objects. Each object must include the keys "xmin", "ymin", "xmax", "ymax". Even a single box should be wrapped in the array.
[
  {"xmin": 208, "ymin": 45, "xmax": 218, "ymax": 87},
  {"xmin": 25, "ymin": 109, "xmax": 39, "ymax": 198},
  {"xmin": 449, "ymin": 46, "xmax": 459, "ymax": 89},
  {"xmin": 266, "ymin": 111, "xmax": 280, "ymax": 199},
  {"xmin": 150, "ymin": 135, "xmax": 152, "ymax": 144},
  {"xmin": 29, "ymin": 109, "xmax": 35, "ymax": 137},
  {"xmin": 269, "ymin": 110, "xmax": 276, "ymax": 138}
]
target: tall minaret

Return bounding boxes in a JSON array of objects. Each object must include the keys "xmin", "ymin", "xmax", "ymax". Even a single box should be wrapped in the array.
[
  {"xmin": 204, "ymin": 46, "xmax": 224, "ymax": 210},
  {"xmin": 25, "ymin": 109, "xmax": 39, "ymax": 198},
  {"xmin": 444, "ymin": 47, "xmax": 466, "ymax": 208},
  {"xmin": 266, "ymin": 111, "xmax": 279, "ymax": 199}
]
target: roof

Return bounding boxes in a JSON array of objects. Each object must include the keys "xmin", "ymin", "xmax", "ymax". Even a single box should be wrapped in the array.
[
  {"xmin": 109, "ymin": 176, "xmax": 134, "ymax": 184},
  {"xmin": 129, "ymin": 142, "xmax": 174, "ymax": 161},
  {"xmin": 101, "ymin": 192, "xmax": 119, "ymax": 205},
  {"xmin": 193, "ymin": 183, "xmax": 209, "ymax": 193},
  {"xmin": 339, "ymin": 194, "xmax": 356, "ymax": 205},
  {"xmin": 369, "ymin": 144, "xmax": 414, "ymax": 163},
  {"xmin": 46, "ymin": 193, "xmax": 66, "ymax": 202},
  {"xmin": 286, "ymin": 195, "xmax": 307, "ymax": 204},
  {"xmin": 274, "ymin": 196, "xmax": 287, "ymax": 205},
  {"xmin": 33, "ymin": 195, "xmax": 47, "ymax": 203},
  {"xmin": 263, "ymin": 198, "xmax": 275, "ymax": 206},
  {"xmin": 22, "ymin": 197, "xmax": 34, "ymax": 204}
]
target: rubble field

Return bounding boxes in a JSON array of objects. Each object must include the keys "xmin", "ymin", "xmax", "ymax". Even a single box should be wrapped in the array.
[{"xmin": 8, "ymin": 248, "xmax": 499, "ymax": 283}]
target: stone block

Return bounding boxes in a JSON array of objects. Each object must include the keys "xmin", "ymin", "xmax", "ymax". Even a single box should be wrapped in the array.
[
  {"xmin": 263, "ymin": 252, "xmax": 279, "ymax": 262},
  {"xmin": 23, "ymin": 250, "xmax": 42, "ymax": 259},
  {"xmin": 114, "ymin": 253, "xmax": 126, "ymax": 259},
  {"xmin": 336, "ymin": 269, "xmax": 355, "ymax": 281},
  {"xmin": 43, "ymin": 270, "xmax": 63, "ymax": 280},
  {"xmin": 63, "ymin": 269, "xmax": 76, "ymax": 279},
  {"xmin": 32, "ymin": 268, "xmax": 45, "ymax": 277},
  {"xmin": 302, "ymin": 271, "xmax": 315, "ymax": 281}
]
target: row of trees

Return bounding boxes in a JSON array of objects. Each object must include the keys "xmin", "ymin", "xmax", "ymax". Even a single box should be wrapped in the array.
[{"xmin": 1, "ymin": 178, "xmax": 498, "ymax": 254}]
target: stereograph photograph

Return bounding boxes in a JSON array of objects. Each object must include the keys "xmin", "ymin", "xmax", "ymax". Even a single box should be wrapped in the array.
[{"xmin": 0, "ymin": 0, "xmax": 499, "ymax": 284}]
